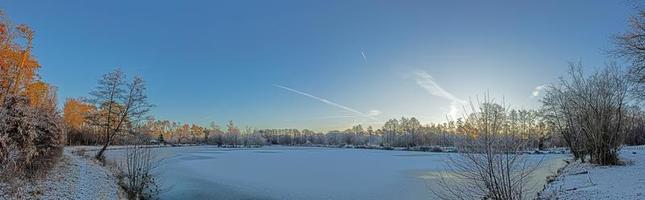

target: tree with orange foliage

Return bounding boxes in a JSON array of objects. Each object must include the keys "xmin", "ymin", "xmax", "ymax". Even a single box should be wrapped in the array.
[
  {"xmin": 25, "ymin": 81, "xmax": 58, "ymax": 110},
  {"xmin": 63, "ymin": 98, "xmax": 95, "ymax": 131},
  {"xmin": 190, "ymin": 124, "xmax": 204, "ymax": 143},
  {"xmin": 0, "ymin": 11, "xmax": 41, "ymax": 102},
  {"xmin": 0, "ymin": 9, "xmax": 58, "ymax": 122},
  {"xmin": 174, "ymin": 124, "xmax": 190, "ymax": 144},
  {"xmin": 0, "ymin": 10, "xmax": 63, "ymax": 181}
]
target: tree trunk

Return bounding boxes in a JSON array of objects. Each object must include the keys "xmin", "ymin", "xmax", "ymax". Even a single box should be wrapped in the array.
[{"xmin": 95, "ymin": 140, "xmax": 110, "ymax": 161}]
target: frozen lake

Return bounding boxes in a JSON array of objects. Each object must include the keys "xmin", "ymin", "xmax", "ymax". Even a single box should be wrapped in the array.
[{"xmin": 106, "ymin": 146, "xmax": 566, "ymax": 200}]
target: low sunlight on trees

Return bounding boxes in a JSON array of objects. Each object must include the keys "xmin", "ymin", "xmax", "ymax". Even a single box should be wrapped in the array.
[
  {"xmin": 0, "ymin": 10, "xmax": 63, "ymax": 186},
  {"xmin": 63, "ymin": 98, "xmax": 98, "ymax": 145},
  {"xmin": 0, "ymin": 13, "xmax": 40, "ymax": 102}
]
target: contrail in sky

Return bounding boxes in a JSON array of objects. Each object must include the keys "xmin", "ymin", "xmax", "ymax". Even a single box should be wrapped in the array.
[{"xmin": 274, "ymin": 84, "xmax": 378, "ymax": 120}]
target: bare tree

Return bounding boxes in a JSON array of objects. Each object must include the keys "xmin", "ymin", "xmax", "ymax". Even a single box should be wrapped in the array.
[
  {"xmin": 225, "ymin": 120, "xmax": 240, "ymax": 147},
  {"xmin": 614, "ymin": 8, "xmax": 645, "ymax": 101},
  {"xmin": 433, "ymin": 97, "xmax": 541, "ymax": 200},
  {"xmin": 542, "ymin": 81, "xmax": 587, "ymax": 161},
  {"xmin": 542, "ymin": 64, "xmax": 630, "ymax": 165},
  {"xmin": 88, "ymin": 69, "xmax": 150, "ymax": 161}
]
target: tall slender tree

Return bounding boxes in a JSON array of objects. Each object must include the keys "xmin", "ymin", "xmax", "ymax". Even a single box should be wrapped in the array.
[{"xmin": 88, "ymin": 69, "xmax": 150, "ymax": 160}]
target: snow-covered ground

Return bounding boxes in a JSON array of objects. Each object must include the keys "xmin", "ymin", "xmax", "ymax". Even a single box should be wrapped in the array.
[
  {"xmin": 6, "ymin": 144, "xmax": 642, "ymax": 200},
  {"xmin": 540, "ymin": 145, "xmax": 645, "ymax": 200},
  {"xmin": 0, "ymin": 148, "xmax": 121, "ymax": 200},
  {"xmin": 100, "ymin": 146, "xmax": 565, "ymax": 200}
]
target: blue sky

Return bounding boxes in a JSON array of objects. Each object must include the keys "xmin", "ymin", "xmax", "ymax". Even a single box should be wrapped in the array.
[{"xmin": 2, "ymin": 0, "xmax": 635, "ymax": 131}]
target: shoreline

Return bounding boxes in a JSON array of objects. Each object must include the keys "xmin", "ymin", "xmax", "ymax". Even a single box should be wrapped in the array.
[
  {"xmin": 69, "ymin": 143, "xmax": 569, "ymax": 156},
  {"xmin": 538, "ymin": 145, "xmax": 645, "ymax": 199}
]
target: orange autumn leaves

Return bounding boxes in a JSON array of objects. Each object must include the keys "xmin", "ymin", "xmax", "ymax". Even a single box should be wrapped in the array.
[
  {"xmin": 0, "ymin": 10, "xmax": 64, "ymax": 174},
  {"xmin": 25, "ymin": 81, "xmax": 57, "ymax": 109},
  {"xmin": 0, "ymin": 11, "xmax": 54, "ymax": 109},
  {"xmin": 63, "ymin": 98, "xmax": 95, "ymax": 130},
  {"xmin": 1, "ymin": 10, "xmax": 95, "ymax": 139}
]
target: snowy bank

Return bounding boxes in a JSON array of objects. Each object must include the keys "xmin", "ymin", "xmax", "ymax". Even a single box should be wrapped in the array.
[
  {"xmin": 0, "ymin": 148, "xmax": 122, "ymax": 200},
  {"xmin": 539, "ymin": 145, "xmax": 645, "ymax": 200}
]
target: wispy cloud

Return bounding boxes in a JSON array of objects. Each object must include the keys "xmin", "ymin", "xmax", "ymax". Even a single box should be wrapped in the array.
[
  {"xmin": 531, "ymin": 85, "xmax": 546, "ymax": 98},
  {"xmin": 413, "ymin": 71, "xmax": 466, "ymax": 119},
  {"xmin": 361, "ymin": 50, "xmax": 368, "ymax": 64},
  {"xmin": 274, "ymin": 84, "xmax": 380, "ymax": 120}
]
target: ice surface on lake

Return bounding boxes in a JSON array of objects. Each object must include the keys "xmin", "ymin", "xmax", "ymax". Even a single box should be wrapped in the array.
[{"xmin": 107, "ymin": 146, "xmax": 566, "ymax": 200}]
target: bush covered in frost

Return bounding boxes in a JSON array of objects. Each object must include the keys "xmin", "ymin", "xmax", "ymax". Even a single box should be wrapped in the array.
[{"xmin": 0, "ymin": 95, "xmax": 64, "ymax": 179}]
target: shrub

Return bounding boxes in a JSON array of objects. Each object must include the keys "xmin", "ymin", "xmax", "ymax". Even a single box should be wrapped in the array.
[
  {"xmin": 116, "ymin": 145, "xmax": 160, "ymax": 200},
  {"xmin": 0, "ymin": 96, "xmax": 38, "ymax": 176},
  {"xmin": 542, "ymin": 65, "xmax": 629, "ymax": 165},
  {"xmin": 430, "ymin": 146, "xmax": 443, "ymax": 152},
  {"xmin": 0, "ymin": 95, "xmax": 63, "ymax": 179},
  {"xmin": 27, "ymin": 105, "xmax": 64, "ymax": 174}
]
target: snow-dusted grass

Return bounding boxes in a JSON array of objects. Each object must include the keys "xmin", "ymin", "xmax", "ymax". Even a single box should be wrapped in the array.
[
  {"xmin": 540, "ymin": 145, "xmax": 645, "ymax": 199},
  {"xmin": 0, "ymin": 148, "xmax": 120, "ymax": 200},
  {"xmin": 69, "ymin": 149, "xmax": 121, "ymax": 200},
  {"xmin": 100, "ymin": 145, "xmax": 565, "ymax": 200}
]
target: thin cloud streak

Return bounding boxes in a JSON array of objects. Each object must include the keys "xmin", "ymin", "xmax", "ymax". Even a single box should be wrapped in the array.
[
  {"xmin": 414, "ymin": 71, "xmax": 465, "ymax": 103},
  {"xmin": 413, "ymin": 71, "xmax": 466, "ymax": 119},
  {"xmin": 274, "ymin": 84, "xmax": 379, "ymax": 120}
]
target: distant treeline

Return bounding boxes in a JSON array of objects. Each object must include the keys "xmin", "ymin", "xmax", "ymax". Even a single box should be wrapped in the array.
[{"xmin": 63, "ymin": 106, "xmax": 645, "ymax": 150}]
